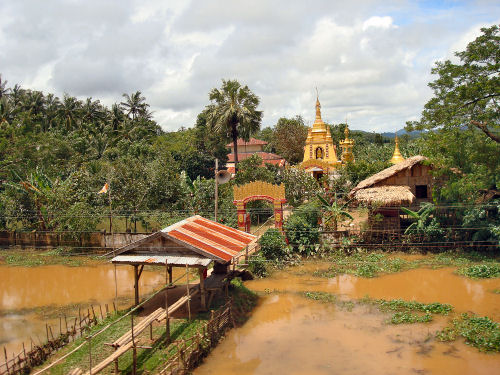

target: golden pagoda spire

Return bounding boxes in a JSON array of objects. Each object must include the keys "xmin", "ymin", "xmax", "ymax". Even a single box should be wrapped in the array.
[
  {"xmin": 390, "ymin": 134, "xmax": 405, "ymax": 164},
  {"xmin": 340, "ymin": 123, "xmax": 355, "ymax": 164},
  {"xmin": 315, "ymin": 96, "xmax": 322, "ymax": 123}
]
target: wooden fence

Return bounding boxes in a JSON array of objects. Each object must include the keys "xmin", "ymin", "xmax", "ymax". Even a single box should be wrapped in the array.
[
  {"xmin": 158, "ymin": 300, "xmax": 234, "ymax": 375},
  {"xmin": 0, "ymin": 303, "xmax": 117, "ymax": 375}
]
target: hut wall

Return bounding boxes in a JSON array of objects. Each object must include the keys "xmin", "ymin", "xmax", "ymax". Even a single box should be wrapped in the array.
[
  {"xmin": 130, "ymin": 236, "xmax": 194, "ymax": 255},
  {"xmin": 373, "ymin": 163, "xmax": 432, "ymax": 204}
]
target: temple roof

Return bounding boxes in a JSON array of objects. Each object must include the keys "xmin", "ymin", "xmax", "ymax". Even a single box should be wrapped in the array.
[{"xmin": 226, "ymin": 138, "xmax": 267, "ymax": 148}]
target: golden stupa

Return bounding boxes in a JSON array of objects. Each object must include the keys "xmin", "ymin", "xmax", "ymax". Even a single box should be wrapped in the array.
[
  {"xmin": 301, "ymin": 97, "xmax": 340, "ymax": 176},
  {"xmin": 339, "ymin": 124, "xmax": 355, "ymax": 164},
  {"xmin": 389, "ymin": 134, "xmax": 405, "ymax": 164}
]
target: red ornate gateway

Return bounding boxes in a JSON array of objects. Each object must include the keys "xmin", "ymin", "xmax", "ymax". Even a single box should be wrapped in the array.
[{"xmin": 233, "ymin": 181, "xmax": 287, "ymax": 233}]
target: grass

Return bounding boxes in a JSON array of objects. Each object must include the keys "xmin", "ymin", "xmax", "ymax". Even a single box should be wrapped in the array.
[
  {"xmin": 437, "ymin": 313, "xmax": 500, "ymax": 352},
  {"xmin": 309, "ymin": 250, "xmax": 500, "ymax": 279},
  {"xmin": 0, "ymin": 248, "xmax": 102, "ymax": 267}
]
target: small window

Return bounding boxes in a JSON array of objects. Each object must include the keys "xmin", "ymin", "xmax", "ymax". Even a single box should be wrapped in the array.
[{"xmin": 415, "ymin": 185, "xmax": 428, "ymax": 199}]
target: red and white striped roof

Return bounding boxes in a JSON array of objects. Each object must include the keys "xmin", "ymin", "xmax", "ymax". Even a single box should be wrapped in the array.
[{"xmin": 114, "ymin": 216, "xmax": 256, "ymax": 263}]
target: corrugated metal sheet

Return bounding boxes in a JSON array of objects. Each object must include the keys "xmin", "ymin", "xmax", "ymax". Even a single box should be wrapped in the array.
[
  {"xmin": 111, "ymin": 254, "xmax": 212, "ymax": 267},
  {"xmin": 114, "ymin": 215, "xmax": 257, "ymax": 264}
]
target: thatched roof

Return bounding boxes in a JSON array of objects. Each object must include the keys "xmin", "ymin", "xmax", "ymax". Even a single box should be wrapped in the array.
[
  {"xmin": 350, "ymin": 155, "xmax": 428, "ymax": 194},
  {"xmin": 352, "ymin": 186, "xmax": 415, "ymax": 206}
]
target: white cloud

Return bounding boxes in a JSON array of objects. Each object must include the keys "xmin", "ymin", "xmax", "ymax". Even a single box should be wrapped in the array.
[
  {"xmin": 362, "ymin": 16, "xmax": 397, "ymax": 31},
  {"xmin": 0, "ymin": 0, "xmax": 498, "ymax": 133}
]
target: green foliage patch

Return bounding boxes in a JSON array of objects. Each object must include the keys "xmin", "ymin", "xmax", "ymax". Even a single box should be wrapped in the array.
[{"xmin": 437, "ymin": 313, "xmax": 500, "ymax": 352}]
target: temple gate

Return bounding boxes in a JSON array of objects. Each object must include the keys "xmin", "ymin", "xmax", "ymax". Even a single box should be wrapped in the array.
[{"xmin": 233, "ymin": 181, "xmax": 286, "ymax": 232}]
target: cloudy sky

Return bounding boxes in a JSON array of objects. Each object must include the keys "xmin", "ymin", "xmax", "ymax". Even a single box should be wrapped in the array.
[{"xmin": 1, "ymin": 1, "xmax": 498, "ymax": 132}]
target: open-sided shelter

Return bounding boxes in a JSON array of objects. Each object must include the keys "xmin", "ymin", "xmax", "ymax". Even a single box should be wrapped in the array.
[{"xmin": 110, "ymin": 215, "xmax": 256, "ymax": 307}]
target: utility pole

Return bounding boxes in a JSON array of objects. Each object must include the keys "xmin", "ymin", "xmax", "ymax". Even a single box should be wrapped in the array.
[{"xmin": 214, "ymin": 158, "xmax": 219, "ymax": 222}]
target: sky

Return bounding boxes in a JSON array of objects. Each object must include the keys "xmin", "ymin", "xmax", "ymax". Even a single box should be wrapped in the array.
[{"xmin": 0, "ymin": 0, "xmax": 498, "ymax": 133}]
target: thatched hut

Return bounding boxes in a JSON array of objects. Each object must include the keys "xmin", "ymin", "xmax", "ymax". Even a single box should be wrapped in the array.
[
  {"xmin": 349, "ymin": 155, "xmax": 432, "ymax": 234},
  {"xmin": 352, "ymin": 186, "xmax": 415, "ymax": 232},
  {"xmin": 350, "ymin": 155, "xmax": 432, "ymax": 204}
]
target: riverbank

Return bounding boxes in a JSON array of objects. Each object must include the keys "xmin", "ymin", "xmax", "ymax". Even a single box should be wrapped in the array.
[{"xmin": 32, "ymin": 279, "xmax": 257, "ymax": 375}]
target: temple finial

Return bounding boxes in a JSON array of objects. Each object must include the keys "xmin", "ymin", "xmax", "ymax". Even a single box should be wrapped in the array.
[
  {"xmin": 390, "ymin": 132, "xmax": 405, "ymax": 164},
  {"xmin": 315, "ymin": 90, "xmax": 322, "ymax": 122}
]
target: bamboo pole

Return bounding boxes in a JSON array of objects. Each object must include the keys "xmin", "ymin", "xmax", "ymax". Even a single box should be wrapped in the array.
[
  {"xmin": 165, "ymin": 260, "xmax": 170, "ymax": 343},
  {"xmin": 185, "ymin": 265, "xmax": 191, "ymax": 321},
  {"xmin": 88, "ymin": 336, "xmax": 92, "ymax": 375}
]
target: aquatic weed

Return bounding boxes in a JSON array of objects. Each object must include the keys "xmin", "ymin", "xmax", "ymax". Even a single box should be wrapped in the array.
[
  {"xmin": 390, "ymin": 312, "xmax": 433, "ymax": 324},
  {"xmin": 459, "ymin": 264, "xmax": 500, "ymax": 278},
  {"xmin": 437, "ymin": 313, "xmax": 500, "ymax": 352}
]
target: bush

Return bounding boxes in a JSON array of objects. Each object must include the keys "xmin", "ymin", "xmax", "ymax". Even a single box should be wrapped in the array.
[
  {"xmin": 294, "ymin": 201, "xmax": 321, "ymax": 228},
  {"xmin": 247, "ymin": 253, "xmax": 268, "ymax": 277},
  {"xmin": 284, "ymin": 214, "xmax": 320, "ymax": 255},
  {"xmin": 258, "ymin": 228, "xmax": 289, "ymax": 260}
]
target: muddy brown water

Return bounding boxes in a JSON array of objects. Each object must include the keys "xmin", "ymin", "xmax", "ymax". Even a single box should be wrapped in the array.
[
  {"xmin": 195, "ymin": 264, "xmax": 500, "ymax": 375},
  {"xmin": 0, "ymin": 263, "xmax": 182, "ymax": 355}
]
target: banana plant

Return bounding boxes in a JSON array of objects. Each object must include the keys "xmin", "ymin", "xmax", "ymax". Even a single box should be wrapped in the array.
[
  {"xmin": 317, "ymin": 193, "xmax": 354, "ymax": 231},
  {"xmin": 401, "ymin": 203, "xmax": 436, "ymax": 235}
]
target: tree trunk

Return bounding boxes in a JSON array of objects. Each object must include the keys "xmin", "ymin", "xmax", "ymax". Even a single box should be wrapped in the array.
[{"xmin": 232, "ymin": 122, "xmax": 239, "ymax": 173}]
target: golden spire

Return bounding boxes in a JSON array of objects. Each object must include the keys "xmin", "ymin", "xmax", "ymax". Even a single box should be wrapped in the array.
[
  {"xmin": 340, "ymin": 122, "xmax": 355, "ymax": 164},
  {"xmin": 315, "ymin": 96, "xmax": 322, "ymax": 122},
  {"xmin": 390, "ymin": 134, "xmax": 405, "ymax": 164}
]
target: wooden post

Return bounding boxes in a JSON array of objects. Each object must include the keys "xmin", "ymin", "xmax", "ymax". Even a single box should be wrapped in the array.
[
  {"xmin": 133, "ymin": 265, "xmax": 139, "ymax": 306},
  {"xmin": 165, "ymin": 261, "xmax": 170, "ymax": 343},
  {"xmin": 131, "ymin": 314, "xmax": 136, "ymax": 375},
  {"xmin": 168, "ymin": 266, "xmax": 172, "ymax": 285},
  {"xmin": 4, "ymin": 347, "xmax": 9, "ymax": 375},
  {"xmin": 198, "ymin": 268, "xmax": 206, "ymax": 311},
  {"xmin": 186, "ymin": 265, "xmax": 191, "ymax": 321},
  {"xmin": 88, "ymin": 336, "xmax": 92, "ymax": 375},
  {"xmin": 114, "ymin": 359, "xmax": 119, "ymax": 375}
]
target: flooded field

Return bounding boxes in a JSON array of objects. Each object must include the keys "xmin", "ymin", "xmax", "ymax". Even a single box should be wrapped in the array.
[
  {"xmin": 195, "ymin": 263, "xmax": 500, "ymax": 375},
  {"xmin": 0, "ymin": 262, "xmax": 175, "ymax": 354}
]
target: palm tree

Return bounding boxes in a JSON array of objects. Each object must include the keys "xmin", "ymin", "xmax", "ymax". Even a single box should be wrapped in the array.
[
  {"xmin": 205, "ymin": 79, "xmax": 262, "ymax": 172},
  {"xmin": 109, "ymin": 103, "xmax": 125, "ymax": 131},
  {"xmin": 120, "ymin": 91, "xmax": 149, "ymax": 120},
  {"xmin": 59, "ymin": 94, "xmax": 81, "ymax": 131},
  {"xmin": 0, "ymin": 75, "xmax": 9, "ymax": 99},
  {"xmin": 82, "ymin": 97, "xmax": 105, "ymax": 125},
  {"xmin": 317, "ymin": 193, "xmax": 354, "ymax": 231}
]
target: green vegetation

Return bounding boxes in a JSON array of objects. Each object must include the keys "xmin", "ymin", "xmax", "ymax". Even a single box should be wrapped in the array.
[
  {"xmin": 459, "ymin": 263, "xmax": 500, "ymax": 278},
  {"xmin": 437, "ymin": 313, "xmax": 500, "ymax": 352},
  {"xmin": 310, "ymin": 251, "xmax": 500, "ymax": 279},
  {"xmin": 258, "ymin": 228, "xmax": 289, "ymax": 261},
  {"xmin": 0, "ymin": 249, "xmax": 101, "ymax": 267},
  {"xmin": 303, "ymin": 291, "xmax": 451, "ymax": 325}
]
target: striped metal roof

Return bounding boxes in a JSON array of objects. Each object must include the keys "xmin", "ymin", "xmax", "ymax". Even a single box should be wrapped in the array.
[
  {"xmin": 111, "ymin": 254, "xmax": 212, "ymax": 267},
  {"xmin": 114, "ymin": 215, "xmax": 256, "ymax": 264},
  {"xmin": 164, "ymin": 216, "xmax": 256, "ymax": 262}
]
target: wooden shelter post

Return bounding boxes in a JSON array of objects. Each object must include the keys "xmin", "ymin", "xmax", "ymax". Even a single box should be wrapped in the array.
[
  {"xmin": 133, "ymin": 265, "xmax": 144, "ymax": 306},
  {"xmin": 198, "ymin": 268, "xmax": 206, "ymax": 310},
  {"xmin": 185, "ymin": 265, "xmax": 191, "ymax": 320},
  {"xmin": 165, "ymin": 261, "xmax": 170, "ymax": 343}
]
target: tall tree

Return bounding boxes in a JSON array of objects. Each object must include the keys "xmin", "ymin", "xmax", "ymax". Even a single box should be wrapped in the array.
[
  {"xmin": 205, "ymin": 79, "xmax": 262, "ymax": 172},
  {"xmin": 408, "ymin": 25, "xmax": 499, "ymax": 143},
  {"xmin": 273, "ymin": 116, "xmax": 308, "ymax": 164}
]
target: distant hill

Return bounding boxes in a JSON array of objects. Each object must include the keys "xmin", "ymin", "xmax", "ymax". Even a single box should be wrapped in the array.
[{"xmin": 381, "ymin": 129, "xmax": 423, "ymax": 139}]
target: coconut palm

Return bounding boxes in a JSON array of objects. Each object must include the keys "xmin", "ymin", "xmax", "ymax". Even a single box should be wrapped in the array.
[
  {"xmin": 59, "ymin": 94, "xmax": 81, "ymax": 131},
  {"xmin": 120, "ymin": 91, "xmax": 149, "ymax": 120},
  {"xmin": 317, "ymin": 193, "xmax": 354, "ymax": 231},
  {"xmin": 0, "ymin": 75, "xmax": 9, "ymax": 99},
  {"xmin": 205, "ymin": 79, "xmax": 262, "ymax": 172}
]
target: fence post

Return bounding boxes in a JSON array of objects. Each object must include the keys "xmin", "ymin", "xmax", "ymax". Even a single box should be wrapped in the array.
[{"xmin": 88, "ymin": 336, "xmax": 92, "ymax": 375}]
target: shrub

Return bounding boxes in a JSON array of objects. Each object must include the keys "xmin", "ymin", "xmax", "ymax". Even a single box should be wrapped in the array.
[
  {"xmin": 258, "ymin": 228, "xmax": 289, "ymax": 260},
  {"xmin": 284, "ymin": 212, "xmax": 320, "ymax": 254},
  {"xmin": 247, "ymin": 253, "xmax": 268, "ymax": 277}
]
